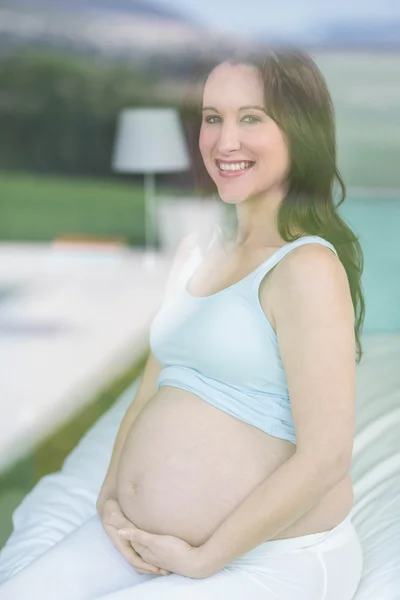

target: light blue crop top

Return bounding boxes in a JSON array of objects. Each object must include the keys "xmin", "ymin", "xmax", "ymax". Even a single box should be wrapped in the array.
[{"xmin": 149, "ymin": 234, "xmax": 338, "ymax": 445}]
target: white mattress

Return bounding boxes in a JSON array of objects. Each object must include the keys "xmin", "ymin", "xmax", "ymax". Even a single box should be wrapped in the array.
[
  {"xmin": 0, "ymin": 333, "xmax": 399, "ymax": 598},
  {"xmin": 350, "ymin": 334, "xmax": 400, "ymax": 599}
]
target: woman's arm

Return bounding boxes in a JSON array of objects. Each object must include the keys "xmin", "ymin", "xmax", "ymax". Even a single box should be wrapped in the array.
[{"xmin": 195, "ymin": 244, "xmax": 356, "ymax": 575}]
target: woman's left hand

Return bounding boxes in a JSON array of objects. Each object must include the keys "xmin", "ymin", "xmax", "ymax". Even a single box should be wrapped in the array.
[{"xmin": 117, "ymin": 526, "xmax": 207, "ymax": 579}]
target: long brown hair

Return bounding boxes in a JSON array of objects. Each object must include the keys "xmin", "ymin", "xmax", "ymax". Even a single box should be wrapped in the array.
[{"xmin": 180, "ymin": 48, "xmax": 365, "ymax": 363}]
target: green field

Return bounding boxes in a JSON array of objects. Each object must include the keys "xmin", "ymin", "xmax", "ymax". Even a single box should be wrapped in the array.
[{"xmin": 0, "ymin": 171, "xmax": 185, "ymax": 245}]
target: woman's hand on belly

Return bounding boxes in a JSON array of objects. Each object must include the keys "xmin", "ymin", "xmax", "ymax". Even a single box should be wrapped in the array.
[
  {"xmin": 117, "ymin": 526, "xmax": 207, "ymax": 579},
  {"xmin": 100, "ymin": 499, "xmax": 171, "ymax": 576}
]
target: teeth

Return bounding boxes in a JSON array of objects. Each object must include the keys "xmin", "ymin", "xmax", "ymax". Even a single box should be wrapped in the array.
[{"xmin": 218, "ymin": 161, "xmax": 254, "ymax": 171}]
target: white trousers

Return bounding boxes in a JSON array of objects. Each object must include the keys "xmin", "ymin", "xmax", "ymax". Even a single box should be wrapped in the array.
[{"xmin": 0, "ymin": 513, "xmax": 363, "ymax": 600}]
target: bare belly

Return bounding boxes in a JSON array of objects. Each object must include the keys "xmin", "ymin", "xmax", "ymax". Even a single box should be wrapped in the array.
[{"xmin": 116, "ymin": 386, "xmax": 354, "ymax": 548}]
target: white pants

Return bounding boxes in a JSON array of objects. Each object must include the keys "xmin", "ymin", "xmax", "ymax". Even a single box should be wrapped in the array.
[{"xmin": 0, "ymin": 513, "xmax": 363, "ymax": 600}]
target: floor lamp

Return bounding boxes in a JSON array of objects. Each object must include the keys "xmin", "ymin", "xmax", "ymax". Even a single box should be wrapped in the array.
[{"xmin": 112, "ymin": 107, "xmax": 190, "ymax": 266}]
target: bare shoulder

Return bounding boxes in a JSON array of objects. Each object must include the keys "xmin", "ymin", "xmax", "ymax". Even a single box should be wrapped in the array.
[
  {"xmin": 274, "ymin": 241, "xmax": 347, "ymax": 288},
  {"xmin": 271, "ymin": 242, "xmax": 354, "ymax": 330}
]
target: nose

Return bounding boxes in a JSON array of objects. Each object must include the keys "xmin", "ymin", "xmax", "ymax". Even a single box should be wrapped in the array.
[{"xmin": 216, "ymin": 122, "xmax": 241, "ymax": 154}]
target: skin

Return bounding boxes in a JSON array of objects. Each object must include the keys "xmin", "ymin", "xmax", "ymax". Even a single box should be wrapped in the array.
[
  {"xmin": 114, "ymin": 63, "xmax": 295, "ymax": 577},
  {"xmin": 199, "ymin": 61, "xmax": 291, "ymax": 251},
  {"xmin": 103, "ymin": 62, "xmax": 355, "ymax": 579},
  {"xmin": 112, "ymin": 62, "xmax": 297, "ymax": 577}
]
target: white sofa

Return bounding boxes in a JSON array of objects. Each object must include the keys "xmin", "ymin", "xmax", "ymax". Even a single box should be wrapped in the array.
[{"xmin": 0, "ymin": 333, "xmax": 399, "ymax": 597}]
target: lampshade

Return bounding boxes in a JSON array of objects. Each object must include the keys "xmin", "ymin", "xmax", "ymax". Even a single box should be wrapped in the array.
[{"xmin": 112, "ymin": 107, "xmax": 191, "ymax": 174}]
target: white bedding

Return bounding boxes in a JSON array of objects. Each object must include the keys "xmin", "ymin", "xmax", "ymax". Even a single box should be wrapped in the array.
[
  {"xmin": 0, "ymin": 333, "xmax": 399, "ymax": 598},
  {"xmin": 349, "ymin": 334, "xmax": 400, "ymax": 599}
]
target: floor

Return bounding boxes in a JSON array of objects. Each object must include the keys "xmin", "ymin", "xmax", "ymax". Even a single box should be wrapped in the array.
[{"xmin": 0, "ymin": 243, "xmax": 171, "ymax": 549}]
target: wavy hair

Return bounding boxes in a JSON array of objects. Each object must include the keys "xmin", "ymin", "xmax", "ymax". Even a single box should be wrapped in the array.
[{"xmin": 180, "ymin": 47, "xmax": 365, "ymax": 363}]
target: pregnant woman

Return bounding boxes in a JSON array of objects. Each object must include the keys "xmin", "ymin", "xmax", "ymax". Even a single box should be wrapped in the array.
[{"xmin": 0, "ymin": 49, "xmax": 365, "ymax": 599}]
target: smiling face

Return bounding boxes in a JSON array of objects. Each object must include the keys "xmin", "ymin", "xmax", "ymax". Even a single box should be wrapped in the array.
[{"xmin": 199, "ymin": 62, "xmax": 291, "ymax": 206}]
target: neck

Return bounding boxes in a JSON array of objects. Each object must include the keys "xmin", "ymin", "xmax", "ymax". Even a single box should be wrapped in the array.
[{"xmin": 233, "ymin": 191, "xmax": 285, "ymax": 250}]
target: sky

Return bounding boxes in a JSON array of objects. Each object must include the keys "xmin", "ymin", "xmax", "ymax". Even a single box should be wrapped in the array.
[{"xmin": 157, "ymin": 0, "xmax": 400, "ymax": 39}]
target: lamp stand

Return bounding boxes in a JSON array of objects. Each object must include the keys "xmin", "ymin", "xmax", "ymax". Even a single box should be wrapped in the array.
[{"xmin": 143, "ymin": 172, "xmax": 158, "ymax": 268}]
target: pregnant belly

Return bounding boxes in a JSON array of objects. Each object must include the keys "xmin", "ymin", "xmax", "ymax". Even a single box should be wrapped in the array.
[{"xmin": 115, "ymin": 386, "xmax": 296, "ymax": 548}]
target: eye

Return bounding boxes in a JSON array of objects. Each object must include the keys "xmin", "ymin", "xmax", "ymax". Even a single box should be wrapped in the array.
[
  {"xmin": 204, "ymin": 115, "xmax": 221, "ymax": 124},
  {"xmin": 204, "ymin": 115, "xmax": 261, "ymax": 124},
  {"xmin": 242, "ymin": 115, "xmax": 261, "ymax": 123}
]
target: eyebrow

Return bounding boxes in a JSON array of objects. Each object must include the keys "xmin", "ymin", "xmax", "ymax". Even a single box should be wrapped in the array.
[{"xmin": 202, "ymin": 105, "xmax": 268, "ymax": 114}]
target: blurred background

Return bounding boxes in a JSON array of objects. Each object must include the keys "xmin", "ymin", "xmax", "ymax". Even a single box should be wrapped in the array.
[{"xmin": 0, "ymin": 0, "xmax": 399, "ymax": 547}]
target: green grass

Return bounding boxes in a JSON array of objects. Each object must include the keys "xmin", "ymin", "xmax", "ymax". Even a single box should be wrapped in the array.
[{"xmin": 0, "ymin": 171, "xmax": 185, "ymax": 245}]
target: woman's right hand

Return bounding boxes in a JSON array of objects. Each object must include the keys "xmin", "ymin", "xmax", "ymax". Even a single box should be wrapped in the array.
[{"xmin": 99, "ymin": 498, "xmax": 171, "ymax": 576}]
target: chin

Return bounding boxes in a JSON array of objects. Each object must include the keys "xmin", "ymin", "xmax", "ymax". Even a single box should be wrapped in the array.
[
  {"xmin": 218, "ymin": 195, "xmax": 240, "ymax": 205},
  {"xmin": 218, "ymin": 190, "xmax": 249, "ymax": 205}
]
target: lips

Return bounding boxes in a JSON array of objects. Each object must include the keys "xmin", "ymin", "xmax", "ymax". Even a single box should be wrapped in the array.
[{"xmin": 215, "ymin": 159, "xmax": 256, "ymax": 178}]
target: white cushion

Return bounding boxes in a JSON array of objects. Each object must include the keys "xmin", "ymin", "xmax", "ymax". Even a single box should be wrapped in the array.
[
  {"xmin": 0, "ymin": 381, "xmax": 138, "ymax": 582},
  {"xmin": 350, "ymin": 334, "xmax": 400, "ymax": 599},
  {"xmin": 1, "ymin": 334, "xmax": 399, "ymax": 598}
]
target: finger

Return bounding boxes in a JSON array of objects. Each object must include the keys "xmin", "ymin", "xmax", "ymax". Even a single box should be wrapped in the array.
[
  {"xmin": 117, "ymin": 528, "xmax": 148, "ymax": 544},
  {"xmin": 136, "ymin": 568, "xmax": 170, "ymax": 576},
  {"xmin": 103, "ymin": 507, "xmax": 136, "ymax": 531},
  {"xmin": 118, "ymin": 542, "xmax": 160, "ymax": 574},
  {"xmin": 105, "ymin": 526, "xmax": 162, "ymax": 575},
  {"xmin": 108, "ymin": 529, "xmax": 171, "ymax": 575},
  {"xmin": 128, "ymin": 540, "xmax": 147, "ymax": 557},
  {"xmin": 100, "ymin": 506, "xmax": 163, "ymax": 574},
  {"xmin": 101, "ymin": 499, "xmax": 140, "ymax": 532},
  {"xmin": 117, "ymin": 529, "xmax": 152, "ymax": 559},
  {"xmin": 105, "ymin": 518, "xmax": 156, "ymax": 570}
]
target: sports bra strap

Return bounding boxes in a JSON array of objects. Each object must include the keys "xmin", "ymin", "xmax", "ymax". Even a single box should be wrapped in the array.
[{"xmin": 252, "ymin": 236, "xmax": 338, "ymax": 290}]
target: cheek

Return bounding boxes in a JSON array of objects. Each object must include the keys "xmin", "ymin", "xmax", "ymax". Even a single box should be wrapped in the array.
[{"xmin": 257, "ymin": 134, "xmax": 290, "ymax": 175}]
